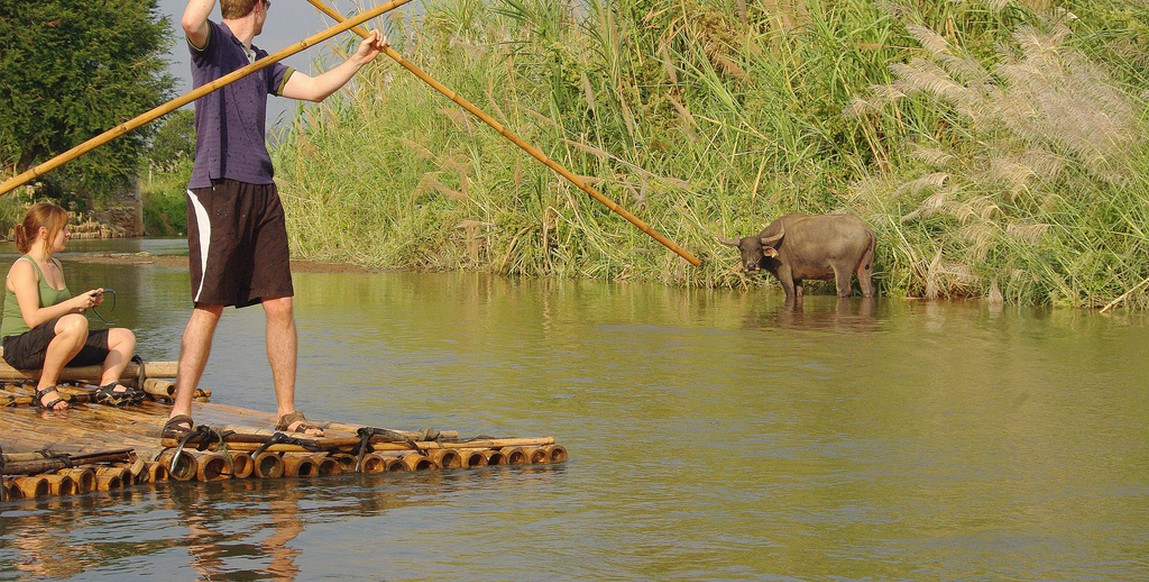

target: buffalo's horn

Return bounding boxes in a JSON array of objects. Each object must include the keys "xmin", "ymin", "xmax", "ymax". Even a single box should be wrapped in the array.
[
  {"xmin": 718, "ymin": 237, "xmax": 739, "ymax": 247},
  {"xmin": 760, "ymin": 226, "xmax": 784, "ymax": 247}
]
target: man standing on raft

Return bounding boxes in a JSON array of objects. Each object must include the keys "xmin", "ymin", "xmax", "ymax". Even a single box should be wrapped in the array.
[{"xmin": 164, "ymin": 0, "xmax": 389, "ymax": 439}]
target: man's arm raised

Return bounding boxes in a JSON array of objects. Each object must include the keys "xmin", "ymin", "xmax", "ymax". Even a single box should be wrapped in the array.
[
  {"xmin": 182, "ymin": 0, "xmax": 215, "ymax": 49},
  {"xmin": 281, "ymin": 31, "xmax": 389, "ymax": 102}
]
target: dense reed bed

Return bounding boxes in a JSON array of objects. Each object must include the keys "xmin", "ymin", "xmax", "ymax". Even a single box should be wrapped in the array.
[{"xmin": 229, "ymin": 1, "xmax": 1149, "ymax": 307}]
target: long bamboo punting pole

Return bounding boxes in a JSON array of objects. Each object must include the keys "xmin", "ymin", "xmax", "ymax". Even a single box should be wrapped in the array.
[
  {"xmin": 305, "ymin": 0, "xmax": 701, "ymax": 267},
  {"xmin": 0, "ymin": 0, "xmax": 414, "ymax": 197}
]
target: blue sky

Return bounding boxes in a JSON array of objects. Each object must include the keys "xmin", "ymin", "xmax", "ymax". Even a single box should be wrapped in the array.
[{"xmin": 155, "ymin": 0, "xmax": 403, "ymax": 128}]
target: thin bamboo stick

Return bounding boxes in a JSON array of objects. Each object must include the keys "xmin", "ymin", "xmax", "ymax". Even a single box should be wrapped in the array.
[
  {"xmin": 0, "ymin": 0, "xmax": 414, "ymax": 196},
  {"xmin": 304, "ymin": 0, "xmax": 701, "ymax": 267}
]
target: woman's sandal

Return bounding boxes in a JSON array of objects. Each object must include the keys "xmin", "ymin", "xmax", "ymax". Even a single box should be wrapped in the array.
[
  {"xmin": 34, "ymin": 385, "xmax": 71, "ymax": 411},
  {"xmin": 275, "ymin": 411, "xmax": 325, "ymax": 437},
  {"xmin": 162, "ymin": 415, "xmax": 195, "ymax": 440},
  {"xmin": 94, "ymin": 382, "xmax": 136, "ymax": 407}
]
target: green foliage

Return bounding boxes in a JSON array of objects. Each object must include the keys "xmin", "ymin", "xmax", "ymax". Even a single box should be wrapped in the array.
[
  {"xmin": 272, "ymin": 0, "xmax": 1149, "ymax": 308},
  {"xmin": 146, "ymin": 110, "xmax": 196, "ymax": 173},
  {"xmin": 0, "ymin": 0, "xmax": 175, "ymax": 204},
  {"xmin": 140, "ymin": 156, "xmax": 191, "ymax": 237}
]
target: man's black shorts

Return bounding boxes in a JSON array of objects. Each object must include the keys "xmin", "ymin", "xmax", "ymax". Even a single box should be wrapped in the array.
[
  {"xmin": 186, "ymin": 179, "xmax": 294, "ymax": 308},
  {"xmin": 1, "ymin": 318, "xmax": 110, "ymax": 369}
]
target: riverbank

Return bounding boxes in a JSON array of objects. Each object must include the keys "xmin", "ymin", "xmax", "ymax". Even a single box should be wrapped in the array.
[{"xmin": 63, "ymin": 250, "xmax": 375, "ymax": 274}]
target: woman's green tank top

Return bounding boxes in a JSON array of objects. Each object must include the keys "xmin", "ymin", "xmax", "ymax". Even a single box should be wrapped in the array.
[{"xmin": 1, "ymin": 256, "xmax": 72, "ymax": 338}]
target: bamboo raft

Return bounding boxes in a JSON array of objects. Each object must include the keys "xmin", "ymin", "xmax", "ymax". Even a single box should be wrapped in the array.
[{"xmin": 0, "ymin": 360, "xmax": 567, "ymax": 502}]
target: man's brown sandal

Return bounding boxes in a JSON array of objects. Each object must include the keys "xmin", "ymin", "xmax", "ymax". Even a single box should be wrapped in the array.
[
  {"xmin": 34, "ymin": 385, "xmax": 71, "ymax": 411},
  {"xmin": 161, "ymin": 415, "xmax": 195, "ymax": 440},
  {"xmin": 275, "ymin": 411, "xmax": 324, "ymax": 436}
]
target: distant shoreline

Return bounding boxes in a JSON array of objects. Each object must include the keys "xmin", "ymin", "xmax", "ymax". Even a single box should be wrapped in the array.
[{"xmin": 64, "ymin": 251, "xmax": 374, "ymax": 274}]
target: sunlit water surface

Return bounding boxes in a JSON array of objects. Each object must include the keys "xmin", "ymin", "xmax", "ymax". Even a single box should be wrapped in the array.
[{"xmin": 1, "ymin": 239, "xmax": 1147, "ymax": 580}]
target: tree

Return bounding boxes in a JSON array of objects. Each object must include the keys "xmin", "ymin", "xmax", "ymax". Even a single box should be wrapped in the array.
[
  {"xmin": 0, "ymin": 0, "xmax": 175, "ymax": 204},
  {"xmin": 147, "ymin": 109, "xmax": 196, "ymax": 173}
]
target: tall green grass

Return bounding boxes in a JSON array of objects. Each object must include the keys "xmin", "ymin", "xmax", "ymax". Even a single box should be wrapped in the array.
[{"xmin": 267, "ymin": 0, "xmax": 1149, "ymax": 308}]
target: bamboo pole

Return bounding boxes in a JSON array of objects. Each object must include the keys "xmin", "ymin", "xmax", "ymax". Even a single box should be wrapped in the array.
[
  {"xmin": 252, "ymin": 452, "xmax": 285, "ymax": 479},
  {"xmin": 41, "ymin": 474, "xmax": 78, "ymax": 496},
  {"xmin": 312, "ymin": 456, "xmax": 342, "ymax": 476},
  {"xmin": 56, "ymin": 468, "xmax": 97, "ymax": 493},
  {"xmin": 195, "ymin": 435, "xmax": 556, "ymax": 454},
  {"xmin": 0, "ymin": 0, "xmax": 414, "ymax": 197},
  {"xmin": 458, "ymin": 449, "xmax": 488, "ymax": 468},
  {"xmin": 427, "ymin": 449, "xmax": 462, "ymax": 469},
  {"xmin": 10, "ymin": 476, "xmax": 50, "ymax": 498},
  {"xmin": 282, "ymin": 455, "xmax": 318, "ymax": 478},
  {"xmin": 304, "ymin": 0, "xmax": 701, "ymax": 267},
  {"xmin": 195, "ymin": 453, "xmax": 230, "ymax": 482},
  {"xmin": 0, "ymin": 360, "xmax": 178, "ymax": 384},
  {"xmin": 543, "ymin": 444, "xmax": 568, "ymax": 464},
  {"xmin": 500, "ymin": 446, "xmax": 528, "ymax": 465}
]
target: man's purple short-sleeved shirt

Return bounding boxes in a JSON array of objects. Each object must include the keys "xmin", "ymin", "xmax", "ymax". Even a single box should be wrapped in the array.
[{"xmin": 187, "ymin": 20, "xmax": 294, "ymax": 188}]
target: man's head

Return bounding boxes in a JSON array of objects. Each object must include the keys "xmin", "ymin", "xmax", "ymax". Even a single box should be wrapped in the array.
[{"xmin": 221, "ymin": 0, "xmax": 269, "ymax": 20}]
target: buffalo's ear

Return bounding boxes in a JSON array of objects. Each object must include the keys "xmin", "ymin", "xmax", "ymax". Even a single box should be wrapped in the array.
[{"xmin": 763, "ymin": 247, "xmax": 779, "ymax": 258}]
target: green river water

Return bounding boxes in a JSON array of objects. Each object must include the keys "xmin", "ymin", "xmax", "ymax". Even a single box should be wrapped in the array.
[{"xmin": 0, "ymin": 239, "xmax": 1146, "ymax": 580}]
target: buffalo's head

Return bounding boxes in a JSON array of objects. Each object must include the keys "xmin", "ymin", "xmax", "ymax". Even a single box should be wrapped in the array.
[{"xmin": 719, "ymin": 230, "xmax": 784, "ymax": 273}]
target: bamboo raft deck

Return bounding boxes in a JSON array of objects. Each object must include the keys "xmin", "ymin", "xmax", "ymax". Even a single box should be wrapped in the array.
[{"xmin": 0, "ymin": 361, "xmax": 567, "ymax": 502}]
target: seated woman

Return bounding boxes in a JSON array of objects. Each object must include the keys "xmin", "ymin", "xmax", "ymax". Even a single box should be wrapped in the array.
[{"xmin": 1, "ymin": 203, "xmax": 139, "ymax": 410}]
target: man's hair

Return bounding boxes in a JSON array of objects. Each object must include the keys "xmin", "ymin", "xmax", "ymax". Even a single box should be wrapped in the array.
[{"xmin": 221, "ymin": 0, "xmax": 259, "ymax": 19}]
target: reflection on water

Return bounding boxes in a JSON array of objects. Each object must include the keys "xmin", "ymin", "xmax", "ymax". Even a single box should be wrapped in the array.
[{"xmin": 1, "ymin": 247, "xmax": 1148, "ymax": 579}]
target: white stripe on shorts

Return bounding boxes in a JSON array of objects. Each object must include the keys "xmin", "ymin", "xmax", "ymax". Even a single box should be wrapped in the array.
[{"xmin": 187, "ymin": 189, "xmax": 213, "ymax": 303}]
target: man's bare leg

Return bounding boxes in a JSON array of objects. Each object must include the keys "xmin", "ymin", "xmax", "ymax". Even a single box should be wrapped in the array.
[
  {"xmin": 263, "ymin": 296, "xmax": 322, "ymax": 436},
  {"xmin": 168, "ymin": 304, "xmax": 223, "ymax": 426}
]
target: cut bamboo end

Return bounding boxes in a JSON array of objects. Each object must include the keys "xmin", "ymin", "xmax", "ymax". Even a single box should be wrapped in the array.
[
  {"xmin": 400, "ymin": 453, "xmax": 437, "ymax": 471},
  {"xmin": 12, "ymin": 475, "xmax": 51, "ymax": 498},
  {"xmin": 484, "ymin": 450, "xmax": 506, "ymax": 466},
  {"xmin": 543, "ymin": 444, "xmax": 568, "ymax": 464},
  {"xmin": 41, "ymin": 474, "xmax": 78, "ymax": 496},
  {"xmin": 56, "ymin": 468, "xmax": 96, "ymax": 493},
  {"xmin": 359, "ymin": 453, "xmax": 388, "ymax": 474},
  {"xmin": 428, "ymin": 449, "xmax": 462, "ymax": 469},
  {"xmin": 95, "ymin": 474, "xmax": 122, "ymax": 491},
  {"xmin": 142, "ymin": 378, "xmax": 176, "ymax": 398},
  {"xmin": 523, "ymin": 446, "xmax": 550, "ymax": 464},
  {"xmin": 252, "ymin": 452, "xmax": 285, "ymax": 479},
  {"xmin": 195, "ymin": 453, "xmax": 230, "ymax": 482},
  {"xmin": 157, "ymin": 449, "xmax": 198, "ymax": 482},
  {"xmin": 312, "ymin": 456, "xmax": 342, "ymax": 477},
  {"xmin": 328, "ymin": 453, "xmax": 358, "ymax": 473},
  {"xmin": 222, "ymin": 453, "xmax": 254, "ymax": 479},
  {"xmin": 500, "ymin": 446, "xmax": 529, "ymax": 465},
  {"xmin": 144, "ymin": 461, "xmax": 169, "ymax": 483},
  {"xmin": 282, "ymin": 455, "xmax": 319, "ymax": 478},
  {"xmin": 458, "ymin": 449, "xmax": 489, "ymax": 468}
]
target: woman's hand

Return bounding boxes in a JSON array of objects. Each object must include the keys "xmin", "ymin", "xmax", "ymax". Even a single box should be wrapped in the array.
[{"xmin": 70, "ymin": 289, "xmax": 103, "ymax": 312}]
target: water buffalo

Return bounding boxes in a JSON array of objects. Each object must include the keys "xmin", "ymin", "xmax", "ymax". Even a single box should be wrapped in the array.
[{"xmin": 721, "ymin": 213, "xmax": 876, "ymax": 299}]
